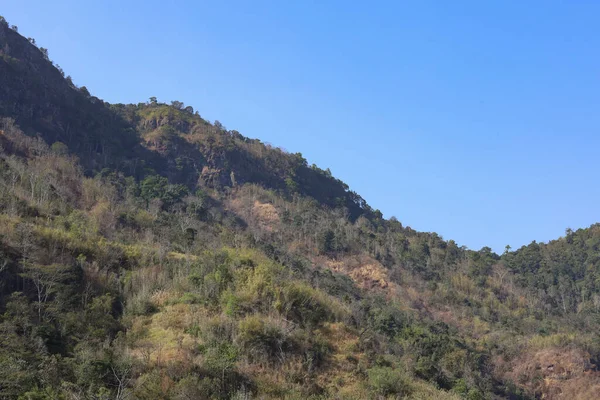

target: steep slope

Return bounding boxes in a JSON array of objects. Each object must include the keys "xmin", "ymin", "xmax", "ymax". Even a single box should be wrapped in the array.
[
  {"xmin": 0, "ymin": 18, "xmax": 141, "ymax": 173},
  {"xmin": 2, "ymin": 17, "xmax": 600, "ymax": 400},
  {"xmin": 0, "ymin": 18, "xmax": 372, "ymax": 220},
  {"xmin": 113, "ymin": 101, "xmax": 374, "ymax": 220}
]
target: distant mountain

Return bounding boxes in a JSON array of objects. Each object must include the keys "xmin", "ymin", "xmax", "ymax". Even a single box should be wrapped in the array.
[{"xmin": 1, "ymin": 16, "xmax": 600, "ymax": 399}]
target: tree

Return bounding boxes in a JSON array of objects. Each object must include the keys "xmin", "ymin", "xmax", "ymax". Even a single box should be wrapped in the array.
[
  {"xmin": 140, "ymin": 175, "xmax": 168, "ymax": 206},
  {"xmin": 171, "ymin": 100, "xmax": 184, "ymax": 110},
  {"xmin": 39, "ymin": 47, "xmax": 49, "ymax": 61},
  {"xmin": 50, "ymin": 142, "xmax": 69, "ymax": 156},
  {"xmin": 20, "ymin": 263, "xmax": 69, "ymax": 320},
  {"xmin": 565, "ymin": 227, "xmax": 574, "ymax": 244},
  {"xmin": 140, "ymin": 175, "xmax": 188, "ymax": 208},
  {"xmin": 317, "ymin": 229, "xmax": 335, "ymax": 254},
  {"xmin": 214, "ymin": 120, "xmax": 225, "ymax": 131},
  {"xmin": 285, "ymin": 177, "xmax": 298, "ymax": 193}
]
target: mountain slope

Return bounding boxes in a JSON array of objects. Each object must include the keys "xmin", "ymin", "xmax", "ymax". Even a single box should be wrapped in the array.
[
  {"xmin": 2, "ymin": 17, "xmax": 600, "ymax": 400},
  {"xmin": 0, "ymin": 19, "xmax": 372, "ymax": 221}
]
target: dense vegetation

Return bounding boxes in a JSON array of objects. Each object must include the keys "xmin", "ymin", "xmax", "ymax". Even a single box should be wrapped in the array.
[{"xmin": 2, "ymin": 17, "xmax": 600, "ymax": 399}]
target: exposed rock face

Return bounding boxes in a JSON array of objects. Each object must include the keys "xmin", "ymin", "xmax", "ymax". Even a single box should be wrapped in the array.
[
  {"xmin": 199, "ymin": 166, "xmax": 229, "ymax": 188},
  {"xmin": 140, "ymin": 115, "xmax": 190, "ymax": 133}
]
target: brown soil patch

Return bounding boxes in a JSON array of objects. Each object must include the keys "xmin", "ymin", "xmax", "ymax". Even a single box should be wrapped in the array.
[{"xmin": 325, "ymin": 255, "xmax": 389, "ymax": 289}]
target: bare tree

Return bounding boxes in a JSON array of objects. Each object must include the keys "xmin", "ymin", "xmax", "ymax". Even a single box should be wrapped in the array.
[
  {"xmin": 20, "ymin": 262, "xmax": 67, "ymax": 320},
  {"xmin": 111, "ymin": 364, "xmax": 133, "ymax": 400}
]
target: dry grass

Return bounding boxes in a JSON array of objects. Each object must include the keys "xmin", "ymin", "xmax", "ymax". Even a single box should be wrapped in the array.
[
  {"xmin": 128, "ymin": 303, "xmax": 200, "ymax": 367},
  {"xmin": 252, "ymin": 200, "xmax": 279, "ymax": 231},
  {"xmin": 324, "ymin": 255, "xmax": 389, "ymax": 289},
  {"xmin": 500, "ymin": 346, "xmax": 600, "ymax": 399}
]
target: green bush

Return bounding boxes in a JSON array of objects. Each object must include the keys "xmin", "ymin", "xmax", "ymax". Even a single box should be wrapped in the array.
[
  {"xmin": 18, "ymin": 387, "xmax": 66, "ymax": 400},
  {"xmin": 235, "ymin": 315, "xmax": 290, "ymax": 364},
  {"xmin": 367, "ymin": 366, "xmax": 413, "ymax": 398},
  {"xmin": 276, "ymin": 282, "xmax": 334, "ymax": 327},
  {"xmin": 140, "ymin": 174, "xmax": 188, "ymax": 208},
  {"xmin": 126, "ymin": 291, "xmax": 157, "ymax": 316},
  {"xmin": 302, "ymin": 332, "xmax": 332, "ymax": 372}
]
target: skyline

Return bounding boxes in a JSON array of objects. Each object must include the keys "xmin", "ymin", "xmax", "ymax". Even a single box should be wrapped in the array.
[{"xmin": 4, "ymin": 1, "xmax": 600, "ymax": 253}]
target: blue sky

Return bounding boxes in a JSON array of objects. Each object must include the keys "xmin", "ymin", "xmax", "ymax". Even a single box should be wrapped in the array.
[{"xmin": 4, "ymin": 1, "xmax": 600, "ymax": 253}]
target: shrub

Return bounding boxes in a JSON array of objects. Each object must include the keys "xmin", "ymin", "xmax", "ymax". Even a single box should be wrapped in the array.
[
  {"xmin": 200, "ymin": 315, "xmax": 236, "ymax": 345},
  {"xmin": 302, "ymin": 333, "xmax": 332, "ymax": 372},
  {"xmin": 126, "ymin": 291, "xmax": 157, "ymax": 316},
  {"xmin": 18, "ymin": 387, "xmax": 66, "ymax": 400},
  {"xmin": 367, "ymin": 366, "xmax": 413, "ymax": 398},
  {"xmin": 140, "ymin": 175, "xmax": 188, "ymax": 208},
  {"xmin": 235, "ymin": 315, "xmax": 291, "ymax": 364},
  {"xmin": 276, "ymin": 282, "xmax": 335, "ymax": 327}
]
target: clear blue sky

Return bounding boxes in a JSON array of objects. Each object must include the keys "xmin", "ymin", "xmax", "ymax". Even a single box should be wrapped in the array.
[{"xmin": 4, "ymin": 1, "xmax": 600, "ymax": 253}]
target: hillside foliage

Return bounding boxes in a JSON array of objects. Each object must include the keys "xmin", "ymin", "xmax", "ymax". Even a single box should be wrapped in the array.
[{"xmin": 2, "ymin": 17, "xmax": 600, "ymax": 400}]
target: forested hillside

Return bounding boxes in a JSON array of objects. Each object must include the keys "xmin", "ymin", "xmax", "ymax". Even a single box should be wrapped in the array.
[{"xmin": 2, "ymin": 16, "xmax": 600, "ymax": 400}]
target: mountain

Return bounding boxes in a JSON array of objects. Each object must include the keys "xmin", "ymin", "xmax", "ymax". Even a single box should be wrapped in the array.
[{"xmin": 2, "ymin": 17, "xmax": 600, "ymax": 400}]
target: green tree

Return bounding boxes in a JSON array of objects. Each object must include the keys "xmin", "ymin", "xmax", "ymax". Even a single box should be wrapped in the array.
[
  {"xmin": 317, "ymin": 229, "xmax": 335, "ymax": 254},
  {"xmin": 50, "ymin": 142, "xmax": 69, "ymax": 156}
]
